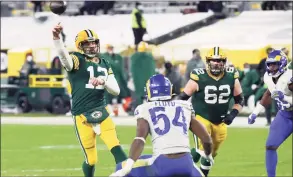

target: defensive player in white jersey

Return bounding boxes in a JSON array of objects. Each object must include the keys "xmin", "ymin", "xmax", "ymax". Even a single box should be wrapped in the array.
[
  {"xmin": 248, "ymin": 50, "xmax": 293, "ymax": 177},
  {"xmin": 110, "ymin": 74, "xmax": 214, "ymax": 177}
]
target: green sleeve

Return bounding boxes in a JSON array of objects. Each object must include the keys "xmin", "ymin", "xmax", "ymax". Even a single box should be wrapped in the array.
[{"xmin": 189, "ymin": 69, "xmax": 200, "ymax": 82}]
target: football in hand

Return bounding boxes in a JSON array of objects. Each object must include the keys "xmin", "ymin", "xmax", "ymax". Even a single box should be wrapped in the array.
[{"xmin": 49, "ymin": 1, "xmax": 67, "ymax": 15}]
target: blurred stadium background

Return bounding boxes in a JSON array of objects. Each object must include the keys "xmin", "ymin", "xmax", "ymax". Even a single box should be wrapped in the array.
[{"xmin": 1, "ymin": 1, "xmax": 292, "ymax": 176}]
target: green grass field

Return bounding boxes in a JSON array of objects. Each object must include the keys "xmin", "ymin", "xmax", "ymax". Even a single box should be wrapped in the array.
[{"xmin": 1, "ymin": 125, "xmax": 292, "ymax": 176}]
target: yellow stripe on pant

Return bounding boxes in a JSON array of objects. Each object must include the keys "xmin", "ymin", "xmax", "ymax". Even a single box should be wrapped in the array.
[{"xmin": 73, "ymin": 114, "xmax": 121, "ymax": 165}]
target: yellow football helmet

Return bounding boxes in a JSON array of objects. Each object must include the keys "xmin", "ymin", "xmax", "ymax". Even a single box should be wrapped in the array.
[
  {"xmin": 75, "ymin": 29, "xmax": 100, "ymax": 58},
  {"xmin": 206, "ymin": 46, "xmax": 227, "ymax": 76},
  {"xmin": 138, "ymin": 41, "xmax": 148, "ymax": 52}
]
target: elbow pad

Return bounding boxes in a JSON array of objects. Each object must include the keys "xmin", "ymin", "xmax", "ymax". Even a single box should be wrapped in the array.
[
  {"xmin": 178, "ymin": 92, "xmax": 191, "ymax": 101},
  {"xmin": 234, "ymin": 93, "xmax": 244, "ymax": 107}
]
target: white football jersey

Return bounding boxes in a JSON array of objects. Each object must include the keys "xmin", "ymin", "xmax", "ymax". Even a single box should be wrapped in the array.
[
  {"xmin": 134, "ymin": 100, "xmax": 193, "ymax": 156},
  {"xmin": 264, "ymin": 69, "xmax": 293, "ymax": 105}
]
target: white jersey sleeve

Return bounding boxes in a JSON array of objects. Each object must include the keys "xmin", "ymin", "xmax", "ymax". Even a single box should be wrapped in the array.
[{"xmin": 134, "ymin": 104, "xmax": 146, "ymax": 120}]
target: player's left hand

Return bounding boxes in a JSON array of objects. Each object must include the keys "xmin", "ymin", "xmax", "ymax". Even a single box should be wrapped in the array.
[
  {"xmin": 248, "ymin": 113, "xmax": 257, "ymax": 124},
  {"xmin": 90, "ymin": 77, "xmax": 105, "ymax": 86},
  {"xmin": 197, "ymin": 151, "xmax": 215, "ymax": 166},
  {"xmin": 109, "ymin": 158, "xmax": 134, "ymax": 177},
  {"xmin": 276, "ymin": 99, "xmax": 291, "ymax": 110},
  {"xmin": 271, "ymin": 90, "xmax": 285, "ymax": 101},
  {"xmin": 223, "ymin": 114, "xmax": 234, "ymax": 125}
]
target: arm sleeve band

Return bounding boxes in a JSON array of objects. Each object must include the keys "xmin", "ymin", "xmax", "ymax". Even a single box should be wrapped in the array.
[
  {"xmin": 178, "ymin": 92, "xmax": 191, "ymax": 101},
  {"xmin": 234, "ymin": 93, "xmax": 244, "ymax": 107},
  {"xmin": 134, "ymin": 137, "xmax": 146, "ymax": 143}
]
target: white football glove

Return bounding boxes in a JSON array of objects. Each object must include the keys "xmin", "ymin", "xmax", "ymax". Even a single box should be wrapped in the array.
[
  {"xmin": 109, "ymin": 159, "xmax": 134, "ymax": 177},
  {"xmin": 109, "ymin": 169, "xmax": 128, "ymax": 177}
]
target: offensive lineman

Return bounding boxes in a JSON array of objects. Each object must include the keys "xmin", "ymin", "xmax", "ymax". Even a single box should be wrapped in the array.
[
  {"xmin": 248, "ymin": 50, "xmax": 292, "ymax": 177},
  {"xmin": 179, "ymin": 47, "xmax": 244, "ymax": 176},
  {"xmin": 52, "ymin": 23, "xmax": 127, "ymax": 177},
  {"xmin": 110, "ymin": 74, "xmax": 213, "ymax": 177}
]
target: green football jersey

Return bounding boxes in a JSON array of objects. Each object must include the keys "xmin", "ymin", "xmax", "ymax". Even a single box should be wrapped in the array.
[
  {"xmin": 190, "ymin": 67, "xmax": 239, "ymax": 124},
  {"xmin": 67, "ymin": 52, "xmax": 113, "ymax": 118}
]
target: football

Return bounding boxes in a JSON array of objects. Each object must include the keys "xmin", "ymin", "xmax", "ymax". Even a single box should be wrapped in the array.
[{"xmin": 49, "ymin": 1, "xmax": 67, "ymax": 15}]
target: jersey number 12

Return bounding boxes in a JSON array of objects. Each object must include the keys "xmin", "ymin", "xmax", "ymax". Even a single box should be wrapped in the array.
[
  {"xmin": 149, "ymin": 106, "xmax": 187, "ymax": 136},
  {"xmin": 85, "ymin": 66, "xmax": 108, "ymax": 90}
]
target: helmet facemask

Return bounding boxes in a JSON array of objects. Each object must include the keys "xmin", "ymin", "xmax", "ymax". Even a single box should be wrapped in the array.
[
  {"xmin": 207, "ymin": 58, "xmax": 226, "ymax": 76},
  {"xmin": 79, "ymin": 38, "xmax": 100, "ymax": 58},
  {"xmin": 266, "ymin": 61, "xmax": 281, "ymax": 78}
]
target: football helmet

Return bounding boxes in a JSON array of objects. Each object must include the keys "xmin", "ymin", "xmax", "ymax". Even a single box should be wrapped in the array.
[
  {"xmin": 145, "ymin": 74, "xmax": 172, "ymax": 101},
  {"xmin": 75, "ymin": 29, "xmax": 100, "ymax": 58},
  {"xmin": 138, "ymin": 41, "xmax": 148, "ymax": 52},
  {"xmin": 206, "ymin": 47, "xmax": 227, "ymax": 76},
  {"xmin": 266, "ymin": 50, "xmax": 288, "ymax": 78}
]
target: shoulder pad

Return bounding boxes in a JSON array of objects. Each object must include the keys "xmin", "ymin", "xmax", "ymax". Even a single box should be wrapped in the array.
[
  {"xmin": 101, "ymin": 58, "xmax": 113, "ymax": 75},
  {"xmin": 70, "ymin": 53, "xmax": 80, "ymax": 70},
  {"xmin": 190, "ymin": 68, "xmax": 205, "ymax": 81},
  {"xmin": 134, "ymin": 104, "xmax": 146, "ymax": 120},
  {"xmin": 175, "ymin": 100, "xmax": 194, "ymax": 114},
  {"xmin": 71, "ymin": 51, "xmax": 83, "ymax": 57},
  {"xmin": 234, "ymin": 69, "xmax": 240, "ymax": 79},
  {"xmin": 225, "ymin": 67, "xmax": 238, "ymax": 79},
  {"xmin": 98, "ymin": 56, "xmax": 107, "ymax": 64}
]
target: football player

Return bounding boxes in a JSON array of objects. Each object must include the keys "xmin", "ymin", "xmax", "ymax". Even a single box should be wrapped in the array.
[
  {"xmin": 248, "ymin": 50, "xmax": 292, "ymax": 177},
  {"xmin": 52, "ymin": 23, "xmax": 127, "ymax": 177},
  {"xmin": 178, "ymin": 47, "xmax": 244, "ymax": 176},
  {"xmin": 110, "ymin": 74, "xmax": 213, "ymax": 177}
]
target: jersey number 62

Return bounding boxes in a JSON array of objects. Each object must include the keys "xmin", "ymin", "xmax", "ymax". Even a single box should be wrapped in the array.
[{"xmin": 204, "ymin": 84, "xmax": 231, "ymax": 104}]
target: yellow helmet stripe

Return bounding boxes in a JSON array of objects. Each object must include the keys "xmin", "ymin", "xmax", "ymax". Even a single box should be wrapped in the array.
[
  {"xmin": 214, "ymin": 46, "xmax": 219, "ymax": 55},
  {"xmin": 146, "ymin": 79, "xmax": 151, "ymax": 100},
  {"xmin": 84, "ymin": 29, "xmax": 93, "ymax": 38}
]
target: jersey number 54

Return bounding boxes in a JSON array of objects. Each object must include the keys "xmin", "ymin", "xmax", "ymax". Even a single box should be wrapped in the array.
[{"xmin": 149, "ymin": 106, "xmax": 188, "ymax": 136}]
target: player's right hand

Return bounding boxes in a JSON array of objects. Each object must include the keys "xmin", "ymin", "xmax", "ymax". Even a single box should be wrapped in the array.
[
  {"xmin": 52, "ymin": 22, "xmax": 62, "ymax": 40},
  {"xmin": 271, "ymin": 90, "xmax": 285, "ymax": 101},
  {"xmin": 248, "ymin": 113, "xmax": 257, "ymax": 124},
  {"xmin": 90, "ymin": 77, "xmax": 105, "ymax": 86}
]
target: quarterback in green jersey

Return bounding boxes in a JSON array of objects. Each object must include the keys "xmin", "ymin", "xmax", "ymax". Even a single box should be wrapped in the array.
[
  {"xmin": 179, "ymin": 47, "xmax": 244, "ymax": 177},
  {"xmin": 53, "ymin": 23, "xmax": 126, "ymax": 177}
]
